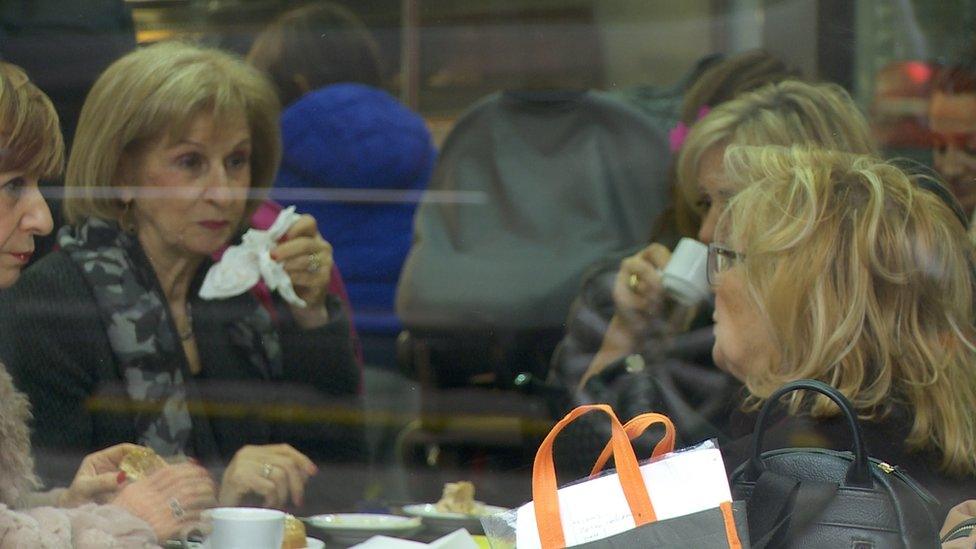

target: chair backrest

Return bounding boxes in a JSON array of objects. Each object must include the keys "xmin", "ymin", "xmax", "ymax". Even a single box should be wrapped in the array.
[{"xmin": 396, "ymin": 90, "xmax": 671, "ymax": 330}]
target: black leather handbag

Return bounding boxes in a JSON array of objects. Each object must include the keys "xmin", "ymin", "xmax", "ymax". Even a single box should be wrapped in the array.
[{"xmin": 729, "ymin": 379, "xmax": 943, "ymax": 548}]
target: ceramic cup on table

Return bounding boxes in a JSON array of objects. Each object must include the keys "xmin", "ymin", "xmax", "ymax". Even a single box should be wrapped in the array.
[
  {"xmin": 181, "ymin": 507, "xmax": 285, "ymax": 549},
  {"xmin": 661, "ymin": 237, "xmax": 710, "ymax": 306}
]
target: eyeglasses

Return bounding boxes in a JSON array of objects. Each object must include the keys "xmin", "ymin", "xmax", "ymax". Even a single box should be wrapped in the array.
[{"xmin": 707, "ymin": 243, "xmax": 744, "ymax": 286}]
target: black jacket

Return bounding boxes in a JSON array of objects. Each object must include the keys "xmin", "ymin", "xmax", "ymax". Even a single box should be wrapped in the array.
[{"xmin": 0, "ymin": 250, "xmax": 362, "ymax": 486}]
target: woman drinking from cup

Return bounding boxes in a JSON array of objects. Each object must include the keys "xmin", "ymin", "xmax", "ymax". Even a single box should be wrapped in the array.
[
  {"xmin": 0, "ymin": 41, "xmax": 359, "ymax": 510},
  {"xmin": 547, "ymin": 81, "xmax": 883, "ymax": 478},
  {"xmin": 0, "ymin": 59, "xmax": 215, "ymax": 547},
  {"xmin": 574, "ymin": 80, "xmax": 878, "ymax": 389}
]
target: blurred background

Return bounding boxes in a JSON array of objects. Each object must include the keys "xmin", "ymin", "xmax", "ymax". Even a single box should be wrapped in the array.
[{"xmin": 1, "ymin": 0, "xmax": 974, "ymax": 541}]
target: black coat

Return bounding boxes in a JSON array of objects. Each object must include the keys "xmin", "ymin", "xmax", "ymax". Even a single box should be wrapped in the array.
[{"xmin": 0, "ymin": 250, "xmax": 363, "ymax": 486}]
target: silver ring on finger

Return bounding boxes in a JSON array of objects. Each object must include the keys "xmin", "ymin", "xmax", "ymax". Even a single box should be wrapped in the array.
[
  {"xmin": 307, "ymin": 251, "xmax": 323, "ymax": 273},
  {"xmin": 169, "ymin": 497, "xmax": 185, "ymax": 519},
  {"xmin": 261, "ymin": 462, "xmax": 274, "ymax": 479}
]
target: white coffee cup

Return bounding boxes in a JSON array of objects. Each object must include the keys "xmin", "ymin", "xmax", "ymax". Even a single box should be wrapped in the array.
[
  {"xmin": 661, "ymin": 237, "xmax": 710, "ymax": 306},
  {"xmin": 185, "ymin": 507, "xmax": 285, "ymax": 549}
]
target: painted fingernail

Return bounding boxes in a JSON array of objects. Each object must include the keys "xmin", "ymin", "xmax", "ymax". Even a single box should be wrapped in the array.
[{"xmin": 117, "ymin": 471, "xmax": 127, "ymax": 484}]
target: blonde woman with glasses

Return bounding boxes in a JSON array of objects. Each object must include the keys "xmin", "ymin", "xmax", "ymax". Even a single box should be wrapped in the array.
[{"xmin": 713, "ymin": 145, "xmax": 976, "ymax": 517}]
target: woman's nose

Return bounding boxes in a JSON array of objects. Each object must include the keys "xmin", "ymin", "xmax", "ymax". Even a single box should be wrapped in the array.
[
  {"xmin": 22, "ymin": 186, "xmax": 53, "ymax": 236},
  {"xmin": 201, "ymin": 166, "xmax": 238, "ymax": 205},
  {"xmin": 698, "ymin": 208, "xmax": 717, "ymax": 244}
]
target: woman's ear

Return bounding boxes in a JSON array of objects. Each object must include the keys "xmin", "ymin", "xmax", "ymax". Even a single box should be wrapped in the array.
[{"xmin": 114, "ymin": 153, "xmax": 137, "ymax": 204}]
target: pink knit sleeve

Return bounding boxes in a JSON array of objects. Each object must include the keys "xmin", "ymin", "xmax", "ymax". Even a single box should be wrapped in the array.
[{"xmin": 0, "ymin": 503, "xmax": 158, "ymax": 548}]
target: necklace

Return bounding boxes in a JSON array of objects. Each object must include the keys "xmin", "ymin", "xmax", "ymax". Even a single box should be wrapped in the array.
[{"xmin": 178, "ymin": 302, "xmax": 194, "ymax": 342}]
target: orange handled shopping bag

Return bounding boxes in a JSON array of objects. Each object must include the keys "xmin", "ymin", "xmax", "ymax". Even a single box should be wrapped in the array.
[{"xmin": 481, "ymin": 405, "xmax": 749, "ymax": 548}]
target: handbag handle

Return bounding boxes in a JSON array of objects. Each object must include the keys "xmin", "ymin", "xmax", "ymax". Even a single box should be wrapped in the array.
[
  {"xmin": 745, "ymin": 379, "xmax": 872, "ymax": 486},
  {"xmin": 533, "ymin": 404, "xmax": 656, "ymax": 548},
  {"xmin": 589, "ymin": 412, "xmax": 676, "ymax": 477}
]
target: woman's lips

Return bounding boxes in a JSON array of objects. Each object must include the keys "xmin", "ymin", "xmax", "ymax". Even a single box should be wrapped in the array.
[
  {"xmin": 198, "ymin": 220, "xmax": 230, "ymax": 231},
  {"xmin": 9, "ymin": 252, "xmax": 32, "ymax": 264}
]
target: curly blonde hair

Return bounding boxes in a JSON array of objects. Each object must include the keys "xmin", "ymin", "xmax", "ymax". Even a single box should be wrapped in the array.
[{"xmin": 723, "ymin": 145, "xmax": 976, "ymax": 476}]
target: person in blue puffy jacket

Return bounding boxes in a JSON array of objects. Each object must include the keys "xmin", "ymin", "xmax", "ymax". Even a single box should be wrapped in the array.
[{"xmin": 249, "ymin": 3, "xmax": 437, "ymax": 344}]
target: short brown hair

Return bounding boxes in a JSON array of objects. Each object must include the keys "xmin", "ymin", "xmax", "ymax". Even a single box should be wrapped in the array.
[
  {"xmin": 0, "ymin": 62, "xmax": 64, "ymax": 180},
  {"xmin": 65, "ymin": 41, "xmax": 281, "ymax": 225}
]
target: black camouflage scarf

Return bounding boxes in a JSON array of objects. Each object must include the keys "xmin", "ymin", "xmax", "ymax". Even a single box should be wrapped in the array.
[{"xmin": 58, "ymin": 217, "xmax": 281, "ymax": 456}]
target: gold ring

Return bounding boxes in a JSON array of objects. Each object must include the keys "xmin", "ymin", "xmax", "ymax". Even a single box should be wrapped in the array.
[
  {"xmin": 628, "ymin": 273, "xmax": 641, "ymax": 293},
  {"xmin": 307, "ymin": 251, "xmax": 322, "ymax": 273},
  {"xmin": 261, "ymin": 462, "xmax": 273, "ymax": 479}
]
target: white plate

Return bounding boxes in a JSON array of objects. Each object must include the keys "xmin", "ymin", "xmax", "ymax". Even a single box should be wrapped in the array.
[
  {"xmin": 173, "ymin": 537, "xmax": 324, "ymax": 549},
  {"xmin": 304, "ymin": 514, "xmax": 421, "ymax": 546},
  {"xmin": 401, "ymin": 503, "xmax": 508, "ymax": 534}
]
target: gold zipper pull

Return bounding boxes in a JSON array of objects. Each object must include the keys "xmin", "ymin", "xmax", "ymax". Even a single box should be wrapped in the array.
[{"xmin": 877, "ymin": 461, "xmax": 895, "ymax": 474}]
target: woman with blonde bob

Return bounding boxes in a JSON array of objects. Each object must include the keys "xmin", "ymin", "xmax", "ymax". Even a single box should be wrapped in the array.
[
  {"xmin": 713, "ymin": 145, "xmax": 976, "ymax": 514},
  {"xmin": 0, "ymin": 42, "xmax": 359, "ymax": 511},
  {"xmin": 0, "ymin": 60, "xmax": 217, "ymax": 547}
]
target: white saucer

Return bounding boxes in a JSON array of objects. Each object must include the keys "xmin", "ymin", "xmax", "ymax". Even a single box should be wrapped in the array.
[
  {"xmin": 401, "ymin": 503, "xmax": 508, "ymax": 534},
  {"xmin": 304, "ymin": 513, "xmax": 421, "ymax": 546}
]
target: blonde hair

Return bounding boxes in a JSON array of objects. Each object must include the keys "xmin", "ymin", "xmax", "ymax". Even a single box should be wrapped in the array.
[
  {"xmin": 724, "ymin": 145, "xmax": 976, "ymax": 476},
  {"xmin": 0, "ymin": 62, "xmax": 64, "ymax": 179},
  {"xmin": 676, "ymin": 80, "xmax": 877, "ymax": 218},
  {"xmin": 65, "ymin": 41, "xmax": 281, "ymax": 225},
  {"xmin": 668, "ymin": 51, "xmax": 797, "ymax": 238}
]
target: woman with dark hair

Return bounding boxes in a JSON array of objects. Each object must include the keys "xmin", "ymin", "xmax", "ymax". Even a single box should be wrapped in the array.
[{"xmin": 930, "ymin": 49, "xmax": 976, "ymax": 223}]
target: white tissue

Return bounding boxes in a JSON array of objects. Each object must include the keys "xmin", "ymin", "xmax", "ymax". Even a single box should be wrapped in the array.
[{"xmin": 199, "ymin": 205, "xmax": 308, "ymax": 307}]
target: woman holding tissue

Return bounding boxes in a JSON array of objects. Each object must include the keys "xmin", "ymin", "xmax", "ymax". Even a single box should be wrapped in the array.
[
  {"xmin": 0, "ymin": 41, "xmax": 359, "ymax": 510},
  {"xmin": 0, "ymin": 59, "xmax": 215, "ymax": 547}
]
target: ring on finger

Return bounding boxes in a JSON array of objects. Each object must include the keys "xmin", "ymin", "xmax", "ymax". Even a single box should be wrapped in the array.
[
  {"xmin": 628, "ymin": 273, "xmax": 641, "ymax": 293},
  {"xmin": 169, "ymin": 497, "xmax": 185, "ymax": 519},
  {"xmin": 307, "ymin": 251, "xmax": 323, "ymax": 273},
  {"xmin": 261, "ymin": 462, "xmax": 274, "ymax": 479}
]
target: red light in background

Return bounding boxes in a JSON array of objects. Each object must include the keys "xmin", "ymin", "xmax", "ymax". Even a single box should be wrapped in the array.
[{"xmin": 905, "ymin": 61, "xmax": 933, "ymax": 85}]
